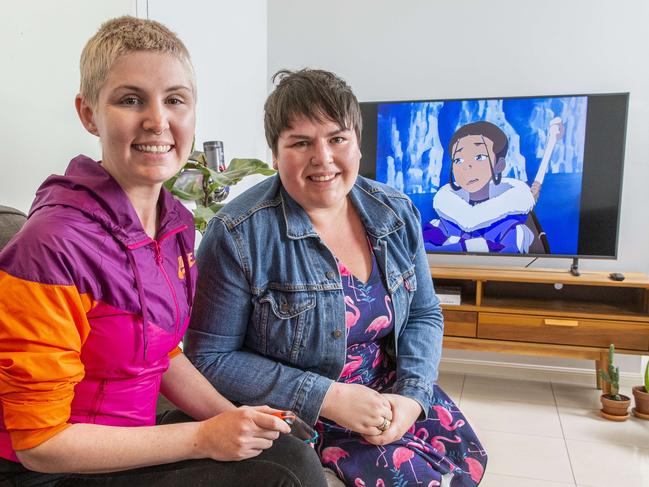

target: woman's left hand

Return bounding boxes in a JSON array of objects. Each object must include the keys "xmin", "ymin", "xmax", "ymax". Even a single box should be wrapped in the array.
[{"xmin": 361, "ymin": 393, "xmax": 422, "ymax": 445}]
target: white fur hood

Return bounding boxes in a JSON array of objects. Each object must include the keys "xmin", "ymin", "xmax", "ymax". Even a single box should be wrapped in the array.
[{"xmin": 433, "ymin": 177, "xmax": 535, "ymax": 232}]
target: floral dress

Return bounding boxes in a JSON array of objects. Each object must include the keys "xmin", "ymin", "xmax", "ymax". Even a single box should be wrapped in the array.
[{"xmin": 317, "ymin": 253, "xmax": 487, "ymax": 487}]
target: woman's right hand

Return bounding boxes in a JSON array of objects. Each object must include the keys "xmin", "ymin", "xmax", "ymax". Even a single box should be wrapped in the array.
[
  {"xmin": 320, "ymin": 382, "xmax": 392, "ymax": 435},
  {"xmin": 195, "ymin": 406, "xmax": 291, "ymax": 461}
]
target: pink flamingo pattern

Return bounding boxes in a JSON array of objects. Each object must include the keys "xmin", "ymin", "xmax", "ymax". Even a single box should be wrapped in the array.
[
  {"xmin": 340, "ymin": 354, "xmax": 364, "ymax": 381},
  {"xmin": 321, "ymin": 446, "xmax": 349, "ymax": 479},
  {"xmin": 317, "ymin": 254, "xmax": 487, "ymax": 487},
  {"xmin": 429, "ymin": 435, "xmax": 462, "ymax": 455},
  {"xmin": 393, "ymin": 447, "xmax": 422, "ymax": 484},
  {"xmin": 432, "ymin": 405, "xmax": 466, "ymax": 431},
  {"xmin": 365, "ymin": 295, "xmax": 393, "ymax": 340},
  {"xmin": 345, "ymin": 295, "xmax": 361, "ymax": 330}
]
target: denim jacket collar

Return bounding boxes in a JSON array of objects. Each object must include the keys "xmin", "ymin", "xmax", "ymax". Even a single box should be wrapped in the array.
[
  {"xmin": 280, "ymin": 177, "xmax": 405, "ymax": 240},
  {"xmin": 279, "ymin": 185, "xmax": 319, "ymax": 240}
]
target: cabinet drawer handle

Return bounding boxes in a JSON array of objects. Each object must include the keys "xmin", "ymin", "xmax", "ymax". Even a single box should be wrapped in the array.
[{"xmin": 544, "ymin": 319, "xmax": 579, "ymax": 327}]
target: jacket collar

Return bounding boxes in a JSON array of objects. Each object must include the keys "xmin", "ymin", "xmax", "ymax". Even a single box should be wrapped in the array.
[
  {"xmin": 30, "ymin": 155, "xmax": 185, "ymax": 247},
  {"xmin": 280, "ymin": 177, "xmax": 404, "ymax": 240}
]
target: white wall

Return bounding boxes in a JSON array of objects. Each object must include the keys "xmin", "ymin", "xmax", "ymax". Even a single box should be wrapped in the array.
[
  {"xmin": 0, "ymin": 0, "xmax": 269, "ymax": 214},
  {"xmin": 268, "ymin": 0, "xmax": 649, "ymax": 374},
  {"xmin": 0, "ymin": 0, "xmax": 135, "ymax": 213},
  {"xmin": 148, "ymin": 0, "xmax": 270, "ymax": 198}
]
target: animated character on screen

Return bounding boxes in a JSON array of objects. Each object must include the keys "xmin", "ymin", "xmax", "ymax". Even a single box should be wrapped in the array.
[{"xmin": 423, "ymin": 119, "xmax": 563, "ymax": 253}]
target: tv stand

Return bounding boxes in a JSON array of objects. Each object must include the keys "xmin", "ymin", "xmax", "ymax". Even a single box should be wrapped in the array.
[
  {"xmin": 431, "ymin": 264, "xmax": 649, "ymax": 392},
  {"xmin": 570, "ymin": 258, "xmax": 581, "ymax": 277}
]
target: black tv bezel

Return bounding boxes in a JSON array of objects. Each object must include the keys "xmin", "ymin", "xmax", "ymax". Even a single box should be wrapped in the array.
[{"xmin": 359, "ymin": 92, "xmax": 629, "ymax": 260}]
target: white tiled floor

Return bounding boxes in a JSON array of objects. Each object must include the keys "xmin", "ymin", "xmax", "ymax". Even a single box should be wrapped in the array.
[{"xmin": 438, "ymin": 371, "xmax": 649, "ymax": 487}]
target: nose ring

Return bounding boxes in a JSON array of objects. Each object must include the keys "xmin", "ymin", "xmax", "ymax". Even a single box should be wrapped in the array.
[{"xmin": 152, "ymin": 130, "xmax": 163, "ymax": 136}]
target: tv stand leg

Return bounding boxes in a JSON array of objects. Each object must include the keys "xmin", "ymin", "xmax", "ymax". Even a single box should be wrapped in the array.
[
  {"xmin": 570, "ymin": 258, "xmax": 580, "ymax": 277},
  {"xmin": 595, "ymin": 359, "xmax": 601, "ymax": 390}
]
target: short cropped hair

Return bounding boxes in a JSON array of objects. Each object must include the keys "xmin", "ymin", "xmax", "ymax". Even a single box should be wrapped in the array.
[
  {"xmin": 264, "ymin": 69, "xmax": 362, "ymax": 155},
  {"xmin": 79, "ymin": 16, "xmax": 195, "ymax": 107}
]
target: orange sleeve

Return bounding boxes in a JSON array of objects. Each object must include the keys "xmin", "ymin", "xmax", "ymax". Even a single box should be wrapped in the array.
[
  {"xmin": 0, "ymin": 270, "xmax": 94, "ymax": 450},
  {"xmin": 168, "ymin": 346, "xmax": 183, "ymax": 359}
]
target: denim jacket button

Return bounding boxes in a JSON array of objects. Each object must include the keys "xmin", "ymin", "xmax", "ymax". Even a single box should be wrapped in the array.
[
  {"xmin": 325, "ymin": 271, "xmax": 336, "ymax": 280},
  {"xmin": 280, "ymin": 303, "xmax": 289, "ymax": 313},
  {"xmin": 332, "ymin": 329, "xmax": 343, "ymax": 338}
]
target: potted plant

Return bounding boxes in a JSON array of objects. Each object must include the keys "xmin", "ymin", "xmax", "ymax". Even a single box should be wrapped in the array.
[
  {"xmin": 599, "ymin": 344, "xmax": 631, "ymax": 421},
  {"xmin": 632, "ymin": 360, "xmax": 649, "ymax": 419},
  {"xmin": 165, "ymin": 141, "xmax": 275, "ymax": 233}
]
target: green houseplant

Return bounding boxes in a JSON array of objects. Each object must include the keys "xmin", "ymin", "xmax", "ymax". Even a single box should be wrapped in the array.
[
  {"xmin": 164, "ymin": 143, "xmax": 275, "ymax": 233},
  {"xmin": 599, "ymin": 344, "xmax": 631, "ymax": 421},
  {"xmin": 632, "ymin": 360, "xmax": 649, "ymax": 419}
]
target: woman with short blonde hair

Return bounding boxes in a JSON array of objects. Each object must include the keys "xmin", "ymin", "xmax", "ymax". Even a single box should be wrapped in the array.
[{"xmin": 0, "ymin": 16, "xmax": 325, "ymax": 486}]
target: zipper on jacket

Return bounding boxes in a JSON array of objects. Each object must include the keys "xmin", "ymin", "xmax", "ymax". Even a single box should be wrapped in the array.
[
  {"xmin": 152, "ymin": 239, "xmax": 181, "ymax": 337},
  {"xmin": 89, "ymin": 379, "xmax": 107, "ymax": 422}
]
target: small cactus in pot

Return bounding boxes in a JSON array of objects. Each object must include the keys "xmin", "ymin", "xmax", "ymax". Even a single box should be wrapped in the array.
[
  {"xmin": 599, "ymin": 344, "xmax": 631, "ymax": 421},
  {"xmin": 632, "ymin": 360, "xmax": 649, "ymax": 419}
]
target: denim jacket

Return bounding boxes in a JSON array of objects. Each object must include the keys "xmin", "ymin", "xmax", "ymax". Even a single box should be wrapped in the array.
[{"xmin": 185, "ymin": 175, "xmax": 444, "ymax": 425}]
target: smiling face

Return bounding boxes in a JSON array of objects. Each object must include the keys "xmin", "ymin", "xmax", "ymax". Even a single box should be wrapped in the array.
[
  {"xmin": 274, "ymin": 115, "xmax": 361, "ymax": 214},
  {"xmin": 76, "ymin": 51, "xmax": 196, "ymax": 193},
  {"xmin": 451, "ymin": 134, "xmax": 497, "ymax": 197}
]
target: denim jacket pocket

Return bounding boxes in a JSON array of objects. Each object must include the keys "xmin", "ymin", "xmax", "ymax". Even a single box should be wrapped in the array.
[{"xmin": 256, "ymin": 289, "xmax": 316, "ymax": 363}]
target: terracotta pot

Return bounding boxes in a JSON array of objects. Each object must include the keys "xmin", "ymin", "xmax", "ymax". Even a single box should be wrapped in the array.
[
  {"xmin": 632, "ymin": 386, "xmax": 649, "ymax": 419},
  {"xmin": 600, "ymin": 394, "xmax": 630, "ymax": 421}
]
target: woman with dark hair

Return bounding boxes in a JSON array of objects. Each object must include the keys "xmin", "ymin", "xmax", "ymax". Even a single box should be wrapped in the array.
[{"xmin": 187, "ymin": 68, "xmax": 487, "ymax": 486}]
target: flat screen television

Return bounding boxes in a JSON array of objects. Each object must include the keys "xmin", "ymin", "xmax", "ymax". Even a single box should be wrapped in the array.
[{"xmin": 359, "ymin": 93, "xmax": 629, "ymax": 259}]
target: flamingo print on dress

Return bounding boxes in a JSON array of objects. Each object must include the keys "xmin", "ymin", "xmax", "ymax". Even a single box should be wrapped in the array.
[
  {"xmin": 322, "ymin": 446, "xmax": 349, "ymax": 479},
  {"xmin": 340, "ymin": 354, "xmax": 364, "ymax": 381},
  {"xmin": 429, "ymin": 435, "xmax": 462, "ymax": 455},
  {"xmin": 365, "ymin": 295, "xmax": 393, "ymax": 340},
  {"xmin": 376, "ymin": 445, "xmax": 388, "ymax": 467},
  {"xmin": 463, "ymin": 457, "xmax": 485, "ymax": 483},
  {"xmin": 432, "ymin": 405, "xmax": 466, "ymax": 431},
  {"xmin": 316, "ymin": 253, "xmax": 486, "ymax": 487},
  {"xmin": 371, "ymin": 347, "xmax": 383, "ymax": 369},
  {"xmin": 393, "ymin": 447, "xmax": 422, "ymax": 484},
  {"xmin": 345, "ymin": 295, "xmax": 361, "ymax": 330},
  {"xmin": 338, "ymin": 261, "xmax": 361, "ymax": 301}
]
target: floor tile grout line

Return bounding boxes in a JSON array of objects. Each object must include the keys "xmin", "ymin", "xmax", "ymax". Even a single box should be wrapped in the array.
[
  {"xmin": 557, "ymin": 435, "xmax": 649, "ymax": 450},
  {"xmin": 459, "ymin": 393, "xmax": 556, "ymax": 407},
  {"xmin": 474, "ymin": 425, "xmax": 564, "ymax": 440},
  {"xmin": 484, "ymin": 471, "xmax": 579, "ymax": 485},
  {"xmin": 551, "ymin": 380, "xmax": 579, "ymax": 486}
]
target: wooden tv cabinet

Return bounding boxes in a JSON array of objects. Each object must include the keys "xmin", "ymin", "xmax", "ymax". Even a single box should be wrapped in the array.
[{"xmin": 430, "ymin": 265, "xmax": 649, "ymax": 390}]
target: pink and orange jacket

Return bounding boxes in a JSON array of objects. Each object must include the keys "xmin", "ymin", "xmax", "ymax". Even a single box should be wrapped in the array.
[{"xmin": 0, "ymin": 156, "xmax": 196, "ymax": 462}]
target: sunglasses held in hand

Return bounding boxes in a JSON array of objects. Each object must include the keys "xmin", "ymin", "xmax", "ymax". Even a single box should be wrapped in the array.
[{"xmin": 272, "ymin": 411, "xmax": 318, "ymax": 445}]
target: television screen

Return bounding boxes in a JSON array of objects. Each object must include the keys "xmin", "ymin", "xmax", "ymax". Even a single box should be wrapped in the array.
[{"xmin": 359, "ymin": 93, "xmax": 629, "ymax": 258}]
